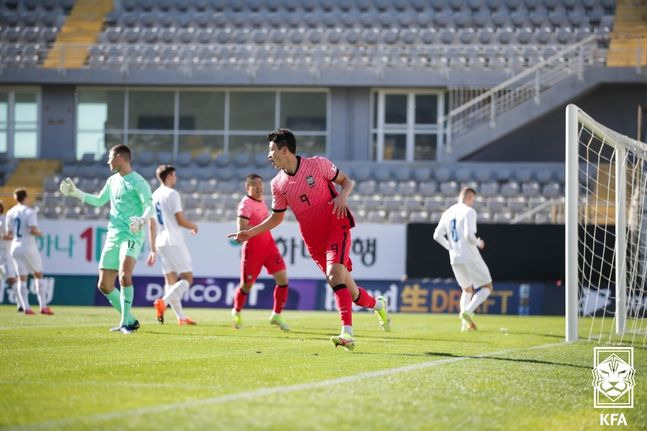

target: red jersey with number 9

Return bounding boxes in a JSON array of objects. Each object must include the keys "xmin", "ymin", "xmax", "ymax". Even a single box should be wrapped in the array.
[{"xmin": 271, "ymin": 156, "xmax": 355, "ymax": 250}]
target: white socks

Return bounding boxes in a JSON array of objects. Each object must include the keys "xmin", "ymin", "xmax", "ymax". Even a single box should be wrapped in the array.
[
  {"xmin": 342, "ymin": 325, "xmax": 353, "ymax": 336},
  {"xmin": 164, "ymin": 280, "xmax": 189, "ymax": 320},
  {"xmin": 460, "ymin": 290, "xmax": 473, "ymax": 313},
  {"xmin": 16, "ymin": 279, "xmax": 30, "ymax": 311},
  {"xmin": 34, "ymin": 278, "xmax": 47, "ymax": 310},
  {"xmin": 465, "ymin": 288, "xmax": 492, "ymax": 314}
]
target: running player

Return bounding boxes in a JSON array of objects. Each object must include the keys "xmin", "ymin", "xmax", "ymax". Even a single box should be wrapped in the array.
[
  {"xmin": 433, "ymin": 187, "xmax": 493, "ymax": 331},
  {"xmin": 60, "ymin": 144, "xmax": 152, "ymax": 334},
  {"xmin": 228, "ymin": 128, "xmax": 390, "ymax": 351},
  {"xmin": 232, "ymin": 173, "xmax": 290, "ymax": 331},
  {"xmin": 4, "ymin": 189, "xmax": 52, "ymax": 315},
  {"xmin": 146, "ymin": 164, "xmax": 198, "ymax": 326},
  {"xmin": 0, "ymin": 201, "xmax": 19, "ymax": 312}
]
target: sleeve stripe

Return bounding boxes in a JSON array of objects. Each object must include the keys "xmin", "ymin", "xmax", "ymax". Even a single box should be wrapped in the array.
[
  {"xmin": 237, "ymin": 215, "xmax": 250, "ymax": 220},
  {"xmin": 272, "ymin": 208, "xmax": 287, "ymax": 213},
  {"xmin": 331, "ymin": 168, "xmax": 339, "ymax": 182}
]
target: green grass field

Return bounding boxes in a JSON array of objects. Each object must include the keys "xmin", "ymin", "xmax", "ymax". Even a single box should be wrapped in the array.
[{"xmin": 1, "ymin": 306, "xmax": 645, "ymax": 430}]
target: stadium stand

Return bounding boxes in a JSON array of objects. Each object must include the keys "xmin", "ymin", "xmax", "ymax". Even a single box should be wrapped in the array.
[
  {"xmin": 0, "ymin": 0, "xmax": 616, "ymax": 71},
  {"xmin": 39, "ymin": 157, "xmax": 565, "ymax": 224}
]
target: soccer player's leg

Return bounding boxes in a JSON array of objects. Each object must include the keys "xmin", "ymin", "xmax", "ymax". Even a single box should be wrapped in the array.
[
  {"xmin": 266, "ymin": 247, "xmax": 290, "ymax": 331},
  {"xmin": 463, "ymin": 260, "xmax": 493, "ymax": 326},
  {"xmin": 233, "ymin": 251, "xmax": 262, "ymax": 329},
  {"xmin": 338, "ymin": 232, "xmax": 390, "ymax": 331},
  {"xmin": 322, "ymin": 251, "xmax": 354, "ymax": 351},
  {"xmin": 167, "ymin": 243, "xmax": 195, "ymax": 325},
  {"xmin": 116, "ymin": 237, "xmax": 144, "ymax": 333},
  {"xmin": 30, "ymin": 250, "xmax": 53, "ymax": 315},
  {"xmin": 11, "ymin": 251, "xmax": 33, "ymax": 314},
  {"xmin": 452, "ymin": 264, "xmax": 477, "ymax": 331},
  {"xmin": 155, "ymin": 245, "xmax": 193, "ymax": 325},
  {"xmin": 98, "ymin": 235, "xmax": 128, "ymax": 329}
]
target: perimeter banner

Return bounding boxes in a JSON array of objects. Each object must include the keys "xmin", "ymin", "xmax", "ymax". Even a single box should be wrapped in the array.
[{"xmin": 33, "ymin": 220, "xmax": 406, "ymax": 280}]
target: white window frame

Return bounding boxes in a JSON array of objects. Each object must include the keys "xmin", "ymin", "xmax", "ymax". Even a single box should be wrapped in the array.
[
  {"xmin": 370, "ymin": 89, "xmax": 444, "ymax": 162},
  {"xmin": 0, "ymin": 86, "xmax": 41, "ymax": 159},
  {"xmin": 75, "ymin": 86, "xmax": 330, "ymax": 160}
]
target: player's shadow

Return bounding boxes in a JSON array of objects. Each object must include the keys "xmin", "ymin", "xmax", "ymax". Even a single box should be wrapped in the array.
[
  {"xmin": 507, "ymin": 331, "xmax": 564, "ymax": 340},
  {"xmin": 422, "ymin": 351, "xmax": 591, "ymax": 369},
  {"xmin": 288, "ymin": 330, "xmax": 490, "ymax": 344}
]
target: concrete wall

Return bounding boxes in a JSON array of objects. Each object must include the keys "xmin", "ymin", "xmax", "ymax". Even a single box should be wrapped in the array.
[{"xmin": 329, "ymin": 87, "xmax": 371, "ymax": 161}]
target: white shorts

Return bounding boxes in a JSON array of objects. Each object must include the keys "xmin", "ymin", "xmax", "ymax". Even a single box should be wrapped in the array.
[
  {"xmin": 157, "ymin": 243, "xmax": 193, "ymax": 275},
  {"xmin": 10, "ymin": 246, "xmax": 43, "ymax": 276},
  {"xmin": 451, "ymin": 260, "xmax": 492, "ymax": 289},
  {"xmin": 0, "ymin": 255, "xmax": 16, "ymax": 279}
]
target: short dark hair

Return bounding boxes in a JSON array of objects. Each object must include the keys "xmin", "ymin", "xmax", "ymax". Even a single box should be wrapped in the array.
[
  {"xmin": 156, "ymin": 164, "xmax": 176, "ymax": 184},
  {"xmin": 268, "ymin": 128, "xmax": 296, "ymax": 154},
  {"xmin": 14, "ymin": 188, "xmax": 27, "ymax": 203},
  {"xmin": 110, "ymin": 144, "xmax": 131, "ymax": 162},
  {"xmin": 0, "ymin": 200, "xmax": 4, "ymax": 214},
  {"xmin": 460, "ymin": 187, "xmax": 477, "ymax": 199},
  {"xmin": 245, "ymin": 173, "xmax": 262, "ymax": 187}
]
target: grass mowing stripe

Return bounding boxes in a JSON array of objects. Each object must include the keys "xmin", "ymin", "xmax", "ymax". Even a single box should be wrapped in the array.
[{"xmin": 17, "ymin": 341, "xmax": 563, "ymax": 430}]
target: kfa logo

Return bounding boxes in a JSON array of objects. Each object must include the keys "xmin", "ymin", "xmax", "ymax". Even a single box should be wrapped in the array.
[
  {"xmin": 306, "ymin": 175, "xmax": 315, "ymax": 187},
  {"xmin": 592, "ymin": 347, "xmax": 635, "ymax": 408}
]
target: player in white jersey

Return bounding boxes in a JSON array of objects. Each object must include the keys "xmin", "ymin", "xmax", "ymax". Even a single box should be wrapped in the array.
[
  {"xmin": 433, "ymin": 187, "xmax": 492, "ymax": 331},
  {"xmin": 147, "ymin": 165, "xmax": 198, "ymax": 325},
  {"xmin": 0, "ymin": 201, "xmax": 19, "ymax": 311},
  {"xmin": 4, "ymin": 189, "xmax": 53, "ymax": 315}
]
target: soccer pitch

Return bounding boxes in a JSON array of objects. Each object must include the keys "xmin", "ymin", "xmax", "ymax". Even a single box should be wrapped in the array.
[{"xmin": 1, "ymin": 306, "xmax": 645, "ymax": 430}]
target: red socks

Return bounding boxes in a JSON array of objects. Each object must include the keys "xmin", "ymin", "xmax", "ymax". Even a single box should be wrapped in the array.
[
  {"xmin": 332, "ymin": 284, "xmax": 353, "ymax": 326},
  {"xmin": 353, "ymin": 287, "xmax": 377, "ymax": 309},
  {"xmin": 273, "ymin": 285, "xmax": 288, "ymax": 313},
  {"xmin": 234, "ymin": 286, "xmax": 248, "ymax": 312}
]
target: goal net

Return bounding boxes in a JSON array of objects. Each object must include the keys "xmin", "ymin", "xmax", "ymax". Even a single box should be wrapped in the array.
[{"xmin": 566, "ymin": 104, "xmax": 647, "ymax": 345}]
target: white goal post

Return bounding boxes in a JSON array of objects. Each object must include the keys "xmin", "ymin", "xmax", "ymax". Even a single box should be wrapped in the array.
[{"xmin": 566, "ymin": 104, "xmax": 647, "ymax": 345}]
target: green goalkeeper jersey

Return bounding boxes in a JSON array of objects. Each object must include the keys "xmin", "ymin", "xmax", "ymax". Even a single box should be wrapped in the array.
[{"xmin": 83, "ymin": 171, "xmax": 152, "ymax": 240}]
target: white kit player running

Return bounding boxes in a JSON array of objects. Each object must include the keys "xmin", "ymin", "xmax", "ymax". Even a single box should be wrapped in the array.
[
  {"xmin": 147, "ymin": 165, "xmax": 198, "ymax": 326},
  {"xmin": 0, "ymin": 201, "xmax": 19, "ymax": 311},
  {"xmin": 4, "ymin": 189, "xmax": 53, "ymax": 315},
  {"xmin": 433, "ymin": 187, "xmax": 492, "ymax": 331}
]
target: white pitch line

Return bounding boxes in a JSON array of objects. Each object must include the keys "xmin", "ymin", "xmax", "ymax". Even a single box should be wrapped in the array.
[{"xmin": 15, "ymin": 342, "xmax": 564, "ymax": 430}]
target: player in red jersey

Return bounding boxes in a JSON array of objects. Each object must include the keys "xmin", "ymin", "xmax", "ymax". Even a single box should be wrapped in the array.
[
  {"xmin": 228, "ymin": 129, "xmax": 391, "ymax": 351},
  {"xmin": 232, "ymin": 173, "xmax": 290, "ymax": 331}
]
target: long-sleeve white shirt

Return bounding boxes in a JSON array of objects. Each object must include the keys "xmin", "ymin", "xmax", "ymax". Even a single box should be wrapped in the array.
[{"xmin": 433, "ymin": 202, "xmax": 483, "ymax": 264}]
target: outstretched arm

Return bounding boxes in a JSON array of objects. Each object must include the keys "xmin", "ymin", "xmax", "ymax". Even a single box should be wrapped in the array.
[
  {"xmin": 60, "ymin": 178, "xmax": 110, "ymax": 207},
  {"xmin": 228, "ymin": 211, "xmax": 284, "ymax": 242}
]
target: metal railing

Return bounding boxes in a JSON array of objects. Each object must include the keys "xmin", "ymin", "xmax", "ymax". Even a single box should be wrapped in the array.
[{"xmin": 438, "ymin": 35, "xmax": 607, "ymax": 155}]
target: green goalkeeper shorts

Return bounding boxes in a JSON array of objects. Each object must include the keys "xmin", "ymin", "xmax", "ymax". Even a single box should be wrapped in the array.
[{"xmin": 99, "ymin": 233, "xmax": 144, "ymax": 271}]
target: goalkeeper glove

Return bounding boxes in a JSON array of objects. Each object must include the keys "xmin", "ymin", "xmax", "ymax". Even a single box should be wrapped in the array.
[
  {"xmin": 129, "ymin": 216, "xmax": 146, "ymax": 234},
  {"xmin": 59, "ymin": 177, "xmax": 85, "ymax": 200}
]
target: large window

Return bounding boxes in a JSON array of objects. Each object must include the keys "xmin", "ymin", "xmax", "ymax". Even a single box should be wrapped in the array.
[
  {"xmin": 370, "ymin": 90, "xmax": 443, "ymax": 161},
  {"xmin": 76, "ymin": 90, "xmax": 124, "ymax": 160},
  {"xmin": 0, "ymin": 89, "xmax": 39, "ymax": 158},
  {"xmin": 76, "ymin": 88, "xmax": 328, "ymax": 160}
]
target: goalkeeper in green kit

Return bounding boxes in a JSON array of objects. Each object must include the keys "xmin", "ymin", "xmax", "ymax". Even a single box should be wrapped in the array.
[{"xmin": 60, "ymin": 144, "xmax": 153, "ymax": 334}]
